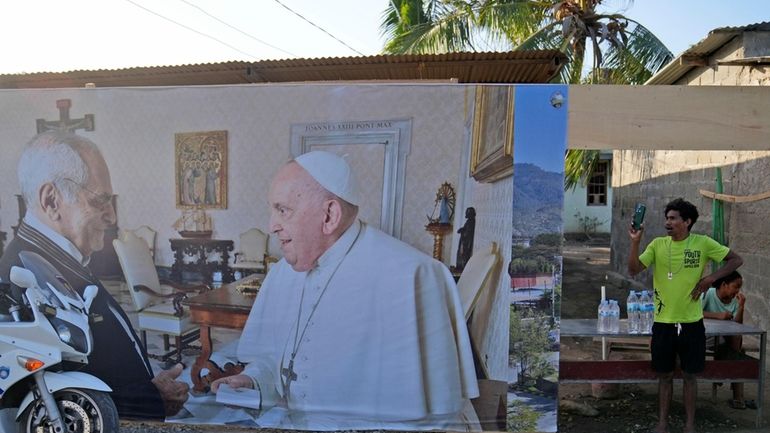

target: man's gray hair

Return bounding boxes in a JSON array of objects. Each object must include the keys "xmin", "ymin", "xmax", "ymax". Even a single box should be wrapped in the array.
[{"xmin": 18, "ymin": 131, "xmax": 100, "ymax": 206}]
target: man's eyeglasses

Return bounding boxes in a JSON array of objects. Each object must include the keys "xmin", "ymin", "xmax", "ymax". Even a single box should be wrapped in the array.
[{"xmin": 59, "ymin": 178, "xmax": 113, "ymax": 210}]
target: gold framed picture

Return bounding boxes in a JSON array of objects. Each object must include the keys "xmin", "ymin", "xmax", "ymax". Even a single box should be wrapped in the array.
[
  {"xmin": 470, "ymin": 85, "xmax": 514, "ymax": 182},
  {"xmin": 175, "ymin": 130, "xmax": 228, "ymax": 209}
]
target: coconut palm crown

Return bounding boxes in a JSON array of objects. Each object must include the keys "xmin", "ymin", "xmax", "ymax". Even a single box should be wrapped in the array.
[{"xmin": 381, "ymin": 1, "xmax": 673, "ymax": 189}]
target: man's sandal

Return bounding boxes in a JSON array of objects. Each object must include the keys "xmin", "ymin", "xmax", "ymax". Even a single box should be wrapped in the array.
[{"xmin": 728, "ymin": 399, "xmax": 746, "ymax": 410}]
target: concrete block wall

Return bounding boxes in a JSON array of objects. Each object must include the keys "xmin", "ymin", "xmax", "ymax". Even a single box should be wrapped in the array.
[
  {"xmin": 679, "ymin": 35, "xmax": 770, "ymax": 86},
  {"xmin": 724, "ymin": 155, "xmax": 770, "ymax": 331}
]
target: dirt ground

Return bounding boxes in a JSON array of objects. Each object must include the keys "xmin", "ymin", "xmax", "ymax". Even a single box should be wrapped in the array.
[{"xmin": 559, "ymin": 236, "xmax": 769, "ymax": 433}]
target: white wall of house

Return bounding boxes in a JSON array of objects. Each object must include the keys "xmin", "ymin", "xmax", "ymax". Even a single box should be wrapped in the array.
[{"xmin": 562, "ymin": 154, "xmax": 613, "ymax": 235}]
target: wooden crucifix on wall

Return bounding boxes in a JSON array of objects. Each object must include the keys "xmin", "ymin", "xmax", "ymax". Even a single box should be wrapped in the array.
[
  {"xmin": 36, "ymin": 99, "xmax": 95, "ymax": 133},
  {"xmin": 16, "ymin": 99, "xmax": 98, "ymax": 234}
]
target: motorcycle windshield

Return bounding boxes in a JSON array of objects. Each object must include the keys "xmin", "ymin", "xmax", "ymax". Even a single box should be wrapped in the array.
[{"xmin": 18, "ymin": 251, "xmax": 84, "ymax": 310}]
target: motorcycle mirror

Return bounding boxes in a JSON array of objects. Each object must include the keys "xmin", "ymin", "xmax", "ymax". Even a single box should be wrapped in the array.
[
  {"xmin": 9, "ymin": 266, "xmax": 36, "ymax": 289},
  {"xmin": 83, "ymin": 285, "xmax": 98, "ymax": 312}
]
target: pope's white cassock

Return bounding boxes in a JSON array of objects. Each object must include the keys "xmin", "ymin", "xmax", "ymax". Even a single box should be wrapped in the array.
[{"xmin": 237, "ymin": 219, "xmax": 480, "ymax": 430}]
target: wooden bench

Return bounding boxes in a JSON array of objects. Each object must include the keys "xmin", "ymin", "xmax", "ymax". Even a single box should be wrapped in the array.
[{"xmin": 559, "ymin": 358, "xmax": 760, "ymax": 383}]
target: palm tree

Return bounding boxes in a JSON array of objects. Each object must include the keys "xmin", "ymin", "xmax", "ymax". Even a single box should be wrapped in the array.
[{"xmin": 381, "ymin": 0, "xmax": 673, "ymax": 187}]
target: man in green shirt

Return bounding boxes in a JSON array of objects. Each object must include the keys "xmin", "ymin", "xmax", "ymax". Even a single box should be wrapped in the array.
[{"xmin": 628, "ymin": 198, "xmax": 743, "ymax": 433}]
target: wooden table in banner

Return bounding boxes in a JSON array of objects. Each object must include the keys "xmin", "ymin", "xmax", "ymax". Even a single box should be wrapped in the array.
[
  {"xmin": 559, "ymin": 318, "xmax": 766, "ymax": 428},
  {"xmin": 183, "ymin": 276, "xmax": 261, "ymax": 393}
]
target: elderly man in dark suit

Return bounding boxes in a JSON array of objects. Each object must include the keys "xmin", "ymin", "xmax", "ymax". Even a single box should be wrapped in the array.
[{"xmin": 0, "ymin": 130, "xmax": 187, "ymax": 420}]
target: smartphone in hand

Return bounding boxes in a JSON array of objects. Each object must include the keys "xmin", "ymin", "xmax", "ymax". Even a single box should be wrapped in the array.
[{"xmin": 632, "ymin": 203, "xmax": 646, "ymax": 230}]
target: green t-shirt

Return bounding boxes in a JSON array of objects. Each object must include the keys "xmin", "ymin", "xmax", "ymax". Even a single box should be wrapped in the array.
[{"xmin": 639, "ymin": 233, "xmax": 729, "ymax": 323}]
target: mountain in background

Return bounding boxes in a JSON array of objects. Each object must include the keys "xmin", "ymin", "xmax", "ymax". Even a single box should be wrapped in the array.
[{"xmin": 513, "ymin": 163, "xmax": 564, "ymax": 237}]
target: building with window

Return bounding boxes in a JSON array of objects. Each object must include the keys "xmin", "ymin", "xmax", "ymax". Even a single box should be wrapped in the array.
[{"xmin": 562, "ymin": 151, "xmax": 613, "ymax": 235}]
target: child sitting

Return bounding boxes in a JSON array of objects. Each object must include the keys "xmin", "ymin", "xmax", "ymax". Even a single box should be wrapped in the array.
[{"xmin": 701, "ymin": 270, "xmax": 753, "ymax": 409}]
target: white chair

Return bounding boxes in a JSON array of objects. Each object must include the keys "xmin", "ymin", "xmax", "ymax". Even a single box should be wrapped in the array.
[
  {"xmin": 113, "ymin": 232, "xmax": 203, "ymax": 363},
  {"xmin": 120, "ymin": 225, "xmax": 157, "ymax": 261},
  {"xmin": 456, "ymin": 242, "xmax": 500, "ymax": 320},
  {"xmin": 457, "ymin": 242, "xmax": 505, "ymax": 430},
  {"xmin": 232, "ymin": 228, "xmax": 269, "ymax": 275}
]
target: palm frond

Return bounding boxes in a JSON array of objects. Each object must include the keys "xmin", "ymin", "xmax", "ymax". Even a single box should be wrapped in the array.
[
  {"xmin": 602, "ymin": 20, "xmax": 673, "ymax": 84},
  {"xmin": 564, "ymin": 149, "xmax": 601, "ymax": 190},
  {"xmin": 381, "ymin": 0, "xmax": 478, "ymax": 53},
  {"xmin": 516, "ymin": 22, "xmax": 581, "ymax": 83},
  {"xmin": 384, "ymin": 12, "xmax": 476, "ymax": 53},
  {"xmin": 379, "ymin": 1, "xmax": 673, "ymax": 193},
  {"xmin": 476, "ymin": 0, "xmax": 548, "ymax": 45}
]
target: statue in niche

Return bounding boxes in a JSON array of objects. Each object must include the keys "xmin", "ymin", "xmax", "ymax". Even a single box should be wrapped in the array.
[{"xmin": 455, "ymin": 207, "xmax": 476, "ymax": 272}]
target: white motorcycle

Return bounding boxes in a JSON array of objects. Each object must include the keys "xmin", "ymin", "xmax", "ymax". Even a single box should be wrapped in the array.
[{"xmin": 0, "ymin": 251, "xmax": 118, "ymax": 433}]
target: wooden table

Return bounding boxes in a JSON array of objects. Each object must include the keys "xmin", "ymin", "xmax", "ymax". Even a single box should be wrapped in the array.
[
  {"xmin": 183, "ymin": 279, "xmax": 258, "ymax": 392},
  {"xmin": 170, "ymin": 238, "xmax": 234, "ymax": 284},
  {"xmin": 559, "ymin": 318, "xmax": 766, "ymax": 427}
]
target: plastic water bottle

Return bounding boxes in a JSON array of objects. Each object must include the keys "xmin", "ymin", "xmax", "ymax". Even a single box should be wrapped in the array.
[
  {"xmin": 597, "ymin": 300, "xmax": 606, "ymax": 333},
  {"xmin": 598, "ymin": 300, "xmax": 612, "ymax": 333},
  {"xmin": 637, "ymin": 291, "xmax": 648, "ymax": 333},
  {"xmin": 639, "ymin": 290, "xmax": 653, "ymax": 334},
  {"xmin": 609, "ymin": 300, "xmax": 621, "ymax": 333},
  {"xmin": 647, "ymin": 291, "xmax": 655, "ymax": 333},
  {"xmin": 626, "ymin": 290, "xmax": 640, "ymax": 334}
]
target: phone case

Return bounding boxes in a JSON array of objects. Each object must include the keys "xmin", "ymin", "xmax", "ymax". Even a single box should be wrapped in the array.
[{"xmin": 632, "ymin": 203, "xmax": 646, "ymax": 230}]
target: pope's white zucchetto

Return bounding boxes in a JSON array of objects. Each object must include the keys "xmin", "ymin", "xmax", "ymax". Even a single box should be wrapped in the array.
[{"xmin": 295, "ymin": 151, "xmax": 360, "ymax": 206}]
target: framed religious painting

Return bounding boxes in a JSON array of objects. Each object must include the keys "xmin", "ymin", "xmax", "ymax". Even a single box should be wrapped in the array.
[
  {"xmin": 175, "ymin": 130, "xmax": 228, "ymax": 209},
  {"xmin": 470, "ymin": 85, "xmax": 514, "ymax": 182}
]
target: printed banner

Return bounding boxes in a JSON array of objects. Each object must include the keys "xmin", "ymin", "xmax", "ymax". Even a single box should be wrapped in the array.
[
  {"xmin": 509, "ymin": 85, "xmax": 568, "ymax": 433},
  {"xmin": 0, "ymin": 84, "xmax": 554, "ymax": 431}
]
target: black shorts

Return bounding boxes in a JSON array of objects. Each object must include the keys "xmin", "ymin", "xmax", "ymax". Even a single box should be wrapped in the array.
[{"xmin": 650, "ymin": 319, "xmax": 706, "ymax": 374}]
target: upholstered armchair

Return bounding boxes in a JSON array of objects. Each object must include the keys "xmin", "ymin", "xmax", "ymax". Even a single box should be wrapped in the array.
[
  {"xmin": 232, "ymin": 228, "xmax": 269, "ymax": 275},
  {"xmin": 120, "ymin": 225, "xmax": 157, "ymax": 261},
  {"xmin": 113, "ymin": 231, "xmax": 207, "ymax": 363}
]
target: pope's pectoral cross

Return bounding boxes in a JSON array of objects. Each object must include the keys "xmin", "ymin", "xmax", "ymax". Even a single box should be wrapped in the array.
[
  {"xmin": 36, "ymin": 99, "xmax": 95, "ymax": 134},
  {"xmin": 281, "ymin": 359, "xmax": 298, "ymax": 402}
]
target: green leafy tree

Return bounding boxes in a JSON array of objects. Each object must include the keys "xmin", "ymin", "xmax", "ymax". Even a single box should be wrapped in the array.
[
  {"xmin": 510, "ymin": 234, "xmax": 560, "ymax": 276},
  {"xmin": 382, "ymin": 1, "xmax": 671, "ymax": 83},
  {"xmin": 532, "ymin": 232, "xmax": 563, "ymax": 247},
  {"xmin": 381, "ymin": 0, "xmax": 673, "ymax": 188},
  {"xmin": 509, "ymin": 257, "xmax": 538, "ymax": 274},
  {"xmin": 509, "ymin": 307, "xmax": 552, "ymax": 383}
]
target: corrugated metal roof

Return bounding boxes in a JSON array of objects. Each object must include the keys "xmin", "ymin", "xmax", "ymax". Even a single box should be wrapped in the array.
[
  {"xmin": 0, "ymin": 51, "xmax": 567, "ymax": 89},
  {"xmin": 646, "ymin": 22, "xmax": 770, "ymax": 85}
]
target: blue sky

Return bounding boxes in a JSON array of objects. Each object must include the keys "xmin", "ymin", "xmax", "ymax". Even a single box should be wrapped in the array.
[
  {"xmin": 602, "ymin": 0, "xmax": 768, "ymax": 56},
  {"xmin": 514, "ymin": 85, "xmax": 569, "ymax": 174},
  {"xmin": 1, "ymin": 1, "xmax": 766, "ymax": 74}
]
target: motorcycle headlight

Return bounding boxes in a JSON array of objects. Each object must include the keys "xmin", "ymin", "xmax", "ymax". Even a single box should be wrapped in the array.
[
  {"xmin": 48, "ymin": 317, "xmax": 89, "ymax": 353},
  {"xmin": 57, "ymin": 324, "xmax": 71, "ymax": 343}
]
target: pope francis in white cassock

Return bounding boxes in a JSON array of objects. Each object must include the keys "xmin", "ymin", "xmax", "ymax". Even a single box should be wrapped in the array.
[{"xmin": 212, "ymin": 151, "xmax": 479, "ymax": 431}]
